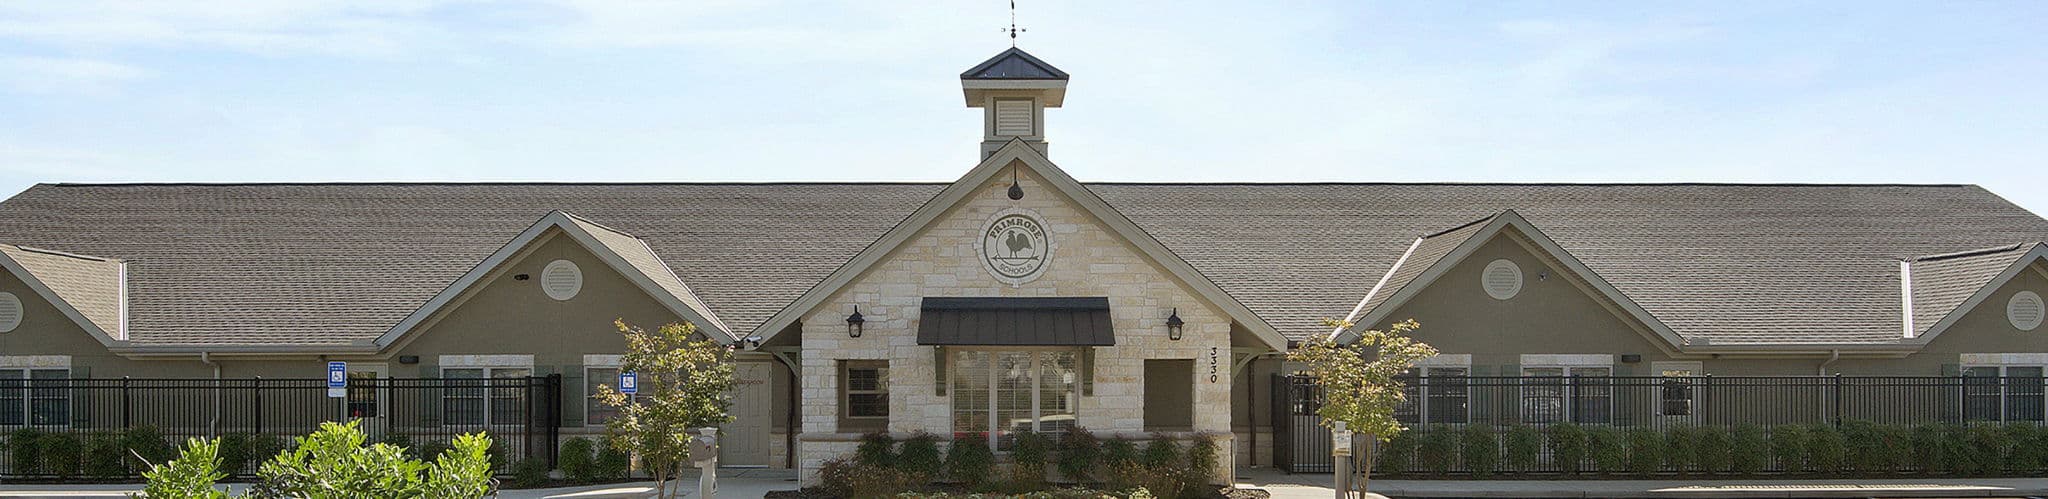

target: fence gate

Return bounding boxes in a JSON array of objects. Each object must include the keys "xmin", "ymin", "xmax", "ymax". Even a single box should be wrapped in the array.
[{"xmin": 1272, "ymin": 374, "xmax": 1333, "ymax": 473}]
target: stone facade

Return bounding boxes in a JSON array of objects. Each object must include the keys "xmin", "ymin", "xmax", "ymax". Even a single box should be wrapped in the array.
[{"xmin": 796, "ymin": 163, "xmax": 1236, "ymax": 481}]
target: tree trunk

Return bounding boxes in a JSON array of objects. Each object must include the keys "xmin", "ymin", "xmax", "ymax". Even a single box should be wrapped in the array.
[{"xmin": 1357, "ymin": 436, "xmax": 1378, "ymax": 495}]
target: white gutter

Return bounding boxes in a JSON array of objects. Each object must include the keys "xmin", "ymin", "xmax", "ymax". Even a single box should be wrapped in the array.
[
  {"xmin": 1818, "ymin": 349, "xmax": 1841, "ymax": 375},
  {"xmin": 1899, "ymin": 259, "xmax": 1916, "ymax": 339},
  {"xmin": 201, "ymin": 351, "xmax": 220, "ymax": 437},
  {"xmin": 1330, "ymin": 237, "xmax": 1423, "ymax": 341}
]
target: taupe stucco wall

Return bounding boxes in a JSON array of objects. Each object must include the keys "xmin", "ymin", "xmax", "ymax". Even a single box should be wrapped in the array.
[
  {"xmin": 1367, "ymin": 232, "xmax": 1675, "ymax": 372},
  {"xmin": 1832, "ymin": 262, "xmax": 2048, "ymax": 375}
]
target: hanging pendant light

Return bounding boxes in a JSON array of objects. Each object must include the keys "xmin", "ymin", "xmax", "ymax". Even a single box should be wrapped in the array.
[{"xmin": 1007, "ymin": 165, "xmax": 1025, "ymax": 200}]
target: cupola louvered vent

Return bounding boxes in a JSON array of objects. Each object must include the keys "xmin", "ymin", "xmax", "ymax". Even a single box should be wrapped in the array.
[
  {"xmin": 0, "ymin": 292, "xmax": 21, "ymax": 333},
  {"xmin": 541, "ymin": 259, "xmax": 583, "ymax": 301},
  {"xmin": 1482, "ymin": 259, "xmax": 1524, "ymax": 300},
  {"xmin": 2010, "ymin": 290, "xmax": 2045, "ymax": 331},
  {"xmin": 994, "ymin": 99, "xmax": 1034, "ymax": 137}
]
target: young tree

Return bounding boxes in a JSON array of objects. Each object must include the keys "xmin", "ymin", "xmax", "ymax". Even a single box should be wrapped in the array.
[
  {"xmin": 592, "ymin": 320, "xmax": 736, "ymax": 499},
  {"xmin": 1286, "ymin": 319, "xmax": 1436, "ymax": 493}
]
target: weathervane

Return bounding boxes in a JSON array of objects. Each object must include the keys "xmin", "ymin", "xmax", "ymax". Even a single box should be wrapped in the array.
[{"xmin": 1004, "ymin": 0, "xmax": 1025, "ymax": 47}]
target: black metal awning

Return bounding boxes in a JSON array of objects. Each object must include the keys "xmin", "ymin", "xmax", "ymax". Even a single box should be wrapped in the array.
[{"xmin": 915, "ymin": 297, "xmax": 1114, "ymax": 346}]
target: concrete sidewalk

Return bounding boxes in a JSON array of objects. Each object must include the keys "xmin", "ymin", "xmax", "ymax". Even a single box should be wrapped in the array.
[{"xmin": 1238, "ymin": 467, "xmax": 2048, "ymax": 498}]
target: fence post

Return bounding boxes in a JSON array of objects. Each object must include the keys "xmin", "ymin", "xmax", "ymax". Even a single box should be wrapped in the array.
[
  {"xmin": 254, "ymin": 376, "xmax": 263, "ymax": 435},
  {"xmin": 121, "ymin": 376, "xmax": 131, "ymax": 428},
  {"xmin": 1832, "ymin": 373, "xmax": 1844, "ymax": 428},
  {"xmin": 1702, "ymin": 374, "xmax": 1713, "ymax": 425}
]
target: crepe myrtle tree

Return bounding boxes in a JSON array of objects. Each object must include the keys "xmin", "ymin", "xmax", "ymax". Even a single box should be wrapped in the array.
[
  {"xmin": 1287, "ymin": 319, "xmax": 1436, "ymax": 493},
  {"xmin": 593, "ymin": 319, "xmax": 736, "ymax": 499}
]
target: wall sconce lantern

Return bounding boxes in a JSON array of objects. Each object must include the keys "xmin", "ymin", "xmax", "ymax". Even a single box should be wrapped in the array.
[
  {"xmin": 1166, "ymin": 308, "xmax": 1184, "ymax": 341},
  {"xmin": 846, "ymin": 306, "xmax": 866, "ymax": 338}
]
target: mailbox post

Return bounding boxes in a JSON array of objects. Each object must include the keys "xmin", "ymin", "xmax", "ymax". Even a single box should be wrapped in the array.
[
  {"xmin": 1330, "ymin": 421, "xmax": 1353, "ymax": 498},
  {"xmin": 693, "ymin": 427, "xmax": 719, "ymax": 498}
]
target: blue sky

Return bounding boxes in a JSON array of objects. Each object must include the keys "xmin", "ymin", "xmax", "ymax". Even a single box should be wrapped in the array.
[{"xmin": 1, "ymin": 1, "xmax": 2044, "ymax": 214}]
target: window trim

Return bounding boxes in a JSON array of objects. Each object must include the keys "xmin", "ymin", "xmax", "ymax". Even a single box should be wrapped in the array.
[
  {"xmin": 1395, "ymin": 362, "xmax": 1472, "ymax": 426},
  {"xmin": 1651, "ymin": 361, "xmax": 1704, "ymax": 418},
  {"xmin": 582, "ymin": 365, "xmax": 633, "ymax": 428},
  {"xmin": 441, "ymin": 359, "xmax": 533, "ymax": 427},
  {"xmin": 0, "ymin": 367, "xmax": 70, "ymax": 427},
  {"xmin": 948, "ymin": 348, "xmax": 1082, "ymax": 449},
  {"xmin": 841, "ymin": 360, "xmax": 890, "ymax": 421}
]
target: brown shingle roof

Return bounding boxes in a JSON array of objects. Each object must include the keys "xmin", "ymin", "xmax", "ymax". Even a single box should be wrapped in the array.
[{"xmin": 0, "ymin": 182, "xmax": 2043, "ymax": 347}]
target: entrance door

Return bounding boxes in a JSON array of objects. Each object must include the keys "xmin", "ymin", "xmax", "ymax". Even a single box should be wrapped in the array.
[
  {"xmin": 720, "ymin": 362, "xmax": 772, "ymax": 466},
  {"xmin": 345, "ymin": 364, "xmax": 389, "ymax": 438}
]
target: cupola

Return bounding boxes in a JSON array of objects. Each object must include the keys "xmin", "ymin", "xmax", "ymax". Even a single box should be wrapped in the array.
[{"xmin": 961, "ymin": 47, "xmax": 1068, "ymax": 159}]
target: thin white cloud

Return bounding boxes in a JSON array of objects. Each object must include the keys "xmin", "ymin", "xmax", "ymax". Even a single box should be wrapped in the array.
[{"xmin": 0, "ymin": 55, "xmax": 150, "ymax": 94}]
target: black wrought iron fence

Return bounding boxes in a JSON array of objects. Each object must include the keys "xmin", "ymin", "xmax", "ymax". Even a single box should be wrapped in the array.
[
  {"xmin": 1276, "ymin": 374, "xmax": 2048, "ymax": 475},
  {"xmin": 0, "ymin": 375, "xmax": 561, "ymax": 478}
]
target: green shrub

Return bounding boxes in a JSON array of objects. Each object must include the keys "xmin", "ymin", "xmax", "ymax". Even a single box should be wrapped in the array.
[
  {"xmin": 1461, "ymin": 425, "xmax": 1501, "ymax": 477},
  {"xmin": 1662, "ymin": 425, "xmax": 1697, "ymax": 474},
  {"xmin": 10, "ymin": 428, "xmax": 43, "ymax": 475},
  {"xmin": 251, "ymin": 434, "xmax": 289, "ymax": 465},
  {"xmin": 559, "ymin": 437, "xmax": 598, "ymax": 483},
  {"xmin": 595, "ymin": 443, "xmax": 631, "ymax": 481},
  {"xmin": 418, "ymin": 439, "xmax": 454, "ymax": 462},
  {"xmin": 1504, "ymin": 425, "xmax": 1540, "ymax": 474},
  {"xmin": 1585, "ymin": 427, "xmax": 1625, "ymax": 475},
  {"xmin": 1769, "ymin": 425, "xmax": 1807, "ymax": 472},
  {"xmin": 508, "ymin": 456, "xmax": 551, "ymax": 488},
  {"xmin": 1874, "ymin": 424, "xmax": 1913, "ymax": 473},
  {"xmin": 1102, "ymin": 437, "xmax": 1139, "ymax": 468},
  {"xmin": 1805, "ymin": 424, "xmax": 1846, "ymax": 474},
  {"xmin": 216, "ymin": 433, "xmax": 256, "ymax": 477},
  {"xmin": 1417, "ymin": 426, "xmax": 1458, "ymax": 475},
  {"xmin": 1965, "ymin": 423, "xmax": 2009, "ymax": 476},
  {"xmin": 1011, "ymin": 431, "xmax": 1054, "ymax": 485},
  {"xmin": 41, "ymin": 433, "xmax": 82, "ymax": 479},
  {"xmin": 817, "ymin": 457, "xmax": 921, "ymax": 498},
  {"xmin": 1546, "ymin": 423, "xmax": 1587, "ymax": 475},
  {"xmin": 1377, "ymin": 430, "xmax": 1418, "ymax": 475},
  {"xmin": 1625, "ymin": 427, "xmax": 1662, "ymax": 475},
  {"xmin": 137, "ymin": 438, "xmax": 228, "ymax": 499},
  {"xmin": 377, "ymin": 433, "xmax": 415, "ymax": 459},
  {"xmin": 1840, "ymin": 421, "xmax": 1882, "ymax": 473},
  {"xmin": 1728, "ymin": 424, "xmax": 1767, "ymax": 475},
  {"xmin": 1054, "ymin": 427, "xmax": 1100, "ymax": 484},
  {"xmin": 855, "ymin": 431, "xmax": 897, "ymax": 468},
  {"xmin": 1100, "ymin": 437, "xmax": 1142, "ymax": 491},
  {"xmin": 1693, "ymin": 426, "xmax": 1732, "ymax": 474},
  {"xmin": 898, "ymin": 432, "xmax": 945, "ymax": 482},
  {"xmin": 122, "ymin": 426, "xmax": 176, "ymax": 473},
  {"xmin": 1139, "ymin": 437, "xmax": 1181, "ymax": 469},
  {"xmin": 943, "ymin": 434, "xmax": 995, "ymax": 488},
  {"xmin": 2006, "ymin": 423, "xmax": 2046, "ymax": 475},
  {"xmin": 1186, "ymin": 434, "xmax": 1220, "ymax": 486},
  {"xmin": 85, "ymin": 432, "xmax": 127, "ymax": 479}
]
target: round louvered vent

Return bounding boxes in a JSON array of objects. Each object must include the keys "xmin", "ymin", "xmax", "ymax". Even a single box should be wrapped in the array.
[
  {"xmin": 2010, "ymin": 291, "xmax": 2045, "ymax": 332},
  {"xmin": 0, "ymin": 292, "xmax": 19, "ymax": 333},
  {"xmin": 541, "ymin": 260, "xmax": 583, "ymax": 301},
  {"xmin": 1482, "ymin": 259, "xmax": 1523, "ymax": 300}
]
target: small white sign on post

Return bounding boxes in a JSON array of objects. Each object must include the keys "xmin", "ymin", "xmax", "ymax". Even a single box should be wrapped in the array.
[
  {"xmin": 326, "ymin": 361, "xmax": 348, "ymax": 398},
  {"xmin": 1331, "ymin": 422, "xmax": 1353, "ymax": 457},
  {"xmin": 619, "ymin": 372, "xmax": 638, "ymax": 395}
]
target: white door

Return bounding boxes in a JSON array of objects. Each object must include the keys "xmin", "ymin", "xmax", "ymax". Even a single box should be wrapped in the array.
[{"xmin": 720, "ymin": 362, "xmax": 772, "ymax": 467}]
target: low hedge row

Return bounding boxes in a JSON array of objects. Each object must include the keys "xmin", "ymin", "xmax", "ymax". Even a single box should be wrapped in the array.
[{"xmin": 1377, "ymin": 421, "xmax": 2048, "ymax": 477}]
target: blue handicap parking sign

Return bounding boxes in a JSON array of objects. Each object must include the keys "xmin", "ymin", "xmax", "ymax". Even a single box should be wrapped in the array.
[
  {"xmin": 620, "ymin": 372, "xmax": 638, "ymax": 394},
  {"xmin": 327, "ymin": 362, "xmax": 348, "ymax": 388}
]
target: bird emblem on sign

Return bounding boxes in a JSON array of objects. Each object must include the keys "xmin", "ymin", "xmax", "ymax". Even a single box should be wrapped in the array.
[{"xmin": 980, "ymin": 209, "xmax": 1052, "ymax": 285}]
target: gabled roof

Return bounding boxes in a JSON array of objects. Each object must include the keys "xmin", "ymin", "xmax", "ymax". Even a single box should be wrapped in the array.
[
  {"xmin": 961, "ymin": 47, "xmax": 1069, "ymax": 80},
  {"xmin": 1906, "ymin": 242, "xmax": 2048, "ymax": 344},
  {"xmin": 1335, "ymin": 210, "xmax": 1688, "ymax": 351},
  {"xmin": 0, "ymin": 245, "xmax": 123, "ymax": 345},
  {"xmin": 745, "ymin": 139, "xmax": 1291, "ymax": 351},
  {"xmin": 376, "ymin": 210, "xmax": 734, "ymax": 348},
  {"xmin": 1, "ymin": 182, "xmax": 2045, "ymax": 349}
]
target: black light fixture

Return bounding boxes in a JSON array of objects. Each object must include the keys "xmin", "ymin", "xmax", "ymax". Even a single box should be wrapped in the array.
[
  {"xmin": 1007, "ymin": 165, "xmax": 1025, "ymax": 200},
  {"xmin": 846, "ymin": 306, "xmax": 866, "ymax": 338},
  {"xmin": 1166, "ymin": 308, "xmax": 1185, "ymax": 341}
]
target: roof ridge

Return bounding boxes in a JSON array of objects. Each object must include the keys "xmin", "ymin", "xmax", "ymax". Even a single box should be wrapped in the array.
[
  {"xmin": 1420, "ymin": 212, "xmax": 1501, "ymax": 239},
  {"xmin": 1914, "ymin": 243, "xmax": 2029, "ymax": 262},
  {"xmin": 36, "ymin": 181, "xmax": 1984, "ymax": 188},
  {"xmin": 557, "ymin": 211, "xmax": 639, "ymax": 239}
]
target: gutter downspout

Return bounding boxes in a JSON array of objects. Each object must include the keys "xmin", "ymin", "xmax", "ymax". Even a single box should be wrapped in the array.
[
  {"xmin": 201, "ymin": 351, "xmax": 221, "ymax": 437},
  {"xmin": 1818, "ymin": 349, "xmax": 1841, "ymax": 375}
]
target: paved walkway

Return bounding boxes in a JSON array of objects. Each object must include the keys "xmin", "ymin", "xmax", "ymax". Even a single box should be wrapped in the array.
[{"xmin": 1238, "ymin": 467, "xmax": 2048, "ymax": 498}]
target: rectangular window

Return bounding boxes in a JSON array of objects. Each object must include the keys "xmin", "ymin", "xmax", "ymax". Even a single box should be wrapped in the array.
[
  {"xmin": 443, "ymin": 367, "xmax": 528, "ymax": 426},
  {"xmin": 0, "ymin": 369, "xmax": 70, "ymax": 426},
  {"xmin": 346, "ymin": 371, "xmax": 379, "ymax": 418},
  {"xmin": 950, "ymin": 350, "xmax": 1079, "ymax": 449},
  {"xmin": 1143, "ymin": 359, "xmax": 1193, "ymax": 431},
  {"xmin": 1656, "ymin": 364, "xmax": 1700, "ymax": 417},
  {"xmin": 1395, "ymin": 367, "xmax": 1471, "ymax": 425},
  {"xmin": 1964, "ymin": 365, "xmax": 2045, "ymax": 422},
  {"xmin": 585, "ymin": 367, "xmax": 630, "ymax": 427},
  {"xmin": 1521, "ymin": 365, "xmax": 1610, "ymax": 424},
  {"xmin": 842, "ymin": 361, "xmax": 890, "ymax": 427}
]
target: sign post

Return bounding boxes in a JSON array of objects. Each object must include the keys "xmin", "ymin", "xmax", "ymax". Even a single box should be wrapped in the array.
[
  {"xmin": 619, "ymin": 372, "xmax": 638, "ymax": 395},
  {"xmin": 1331, "ymin": 421, "xmax": 1352, "ymax": 498},
  {"xmin": 694, "ymin": 427, "xmax": 718, "ymax": 498},
  {"xmin": 326, "ymin": 361, "xmax": 348, "ymax": 399}
]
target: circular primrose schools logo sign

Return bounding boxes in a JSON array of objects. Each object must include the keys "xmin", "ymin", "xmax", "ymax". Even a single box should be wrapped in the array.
[{"xmin": 979, "ymin": 209, "xmax": 1053, "ymax": 285}]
